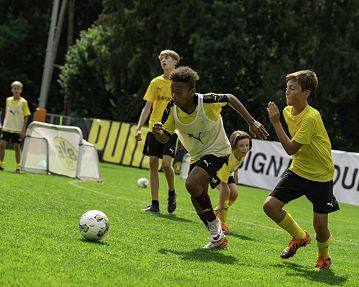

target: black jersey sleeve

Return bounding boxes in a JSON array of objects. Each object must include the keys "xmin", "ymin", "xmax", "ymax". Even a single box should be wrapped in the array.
[
  {"xmin": 161, "ymin": 100, "xmax": 175, "ymax": 123},
  {"xmin": 202, "ymin": 93, "xmax": 229, "ymax": 103}
]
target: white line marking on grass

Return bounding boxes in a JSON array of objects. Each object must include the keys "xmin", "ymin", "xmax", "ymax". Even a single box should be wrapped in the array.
[
  {"xmin": 237, "ymin": 220, "xmax": 281, "ymax": 231},
  {"xmin": 68, "ymin": 180, "xmax": 145, "ymax": 203},
  {"xmin": 69, "ymin": 180, "xmax": 359, "ymax": 247}
]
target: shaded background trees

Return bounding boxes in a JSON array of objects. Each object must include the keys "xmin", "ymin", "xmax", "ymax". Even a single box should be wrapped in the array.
[
  {"xmin": 0, "ymin": 0, "xmax": 102, "ymax": 112},
  {"xmin": 1, "ymin": 0, "xmax": 358, "ymax": 151}
]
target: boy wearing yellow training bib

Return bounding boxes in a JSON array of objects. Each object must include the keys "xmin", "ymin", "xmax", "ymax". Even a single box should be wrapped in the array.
[{"xmin": 0, "ymin": 81, "xmax": 31, "ymax": 173}]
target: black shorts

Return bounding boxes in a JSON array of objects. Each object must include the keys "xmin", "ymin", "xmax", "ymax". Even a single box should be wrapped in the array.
[
  {"xmin": 227, "ymin": 176, "xmax": 235, "ymax": 185},
  {"xmin": 143, "ymin": 132, "xmax": 177, "ymax": 158},
  {"xmin": 190, "ymin": 154, "xmax": 229, "ymax": 180},
  {"xmin": 270, "ymin": 169, "xmax": 340, "ymax": 214},
  {"xmin": 0, "ymin": 131, "xmax": 22, "ymax": 144}
]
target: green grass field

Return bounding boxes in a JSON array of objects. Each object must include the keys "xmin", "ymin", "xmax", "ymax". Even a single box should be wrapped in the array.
[{"xmin": 1, "ymin": 150, "xmax": 358, "ymax": 287}]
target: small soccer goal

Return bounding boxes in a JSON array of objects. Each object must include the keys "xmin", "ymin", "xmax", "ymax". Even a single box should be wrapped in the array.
[{"xmin": 21, "ymin": 121, "xmax": 102, "ymax": 182}]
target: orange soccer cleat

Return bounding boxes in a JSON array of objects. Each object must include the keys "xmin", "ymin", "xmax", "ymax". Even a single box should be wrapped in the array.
[
  {"xmin": 315, "ymin": 256, "xmax": 332, "ymax": 270},
  {"xmin": 280, "ymin": 231, "xmax": 311, "ymax": 259}
]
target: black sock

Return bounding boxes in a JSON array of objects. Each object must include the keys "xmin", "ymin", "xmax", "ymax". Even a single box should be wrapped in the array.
[
  {"xmin": 198, "ymin": 213, "xmax": 208, "ymax": 228},
  {"xmin": 193, "ymin": 192, "xmax": 216, "ymax": 222},
  {"xmin": 168, "ymin": 190, "xmax": 175, "ymax": 196},
  {"xmin": 152, "ymin": 200, "xmax": 159, "ymax": 205}
]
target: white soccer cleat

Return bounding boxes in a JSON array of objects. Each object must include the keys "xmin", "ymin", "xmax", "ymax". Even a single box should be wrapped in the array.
[
  {"xmin": 208, "ymin": 217, "xmax": 224, "ymax": 242},
  {"xmin": 203, "ymin": 237, "xmax": 228, "ymax": 249}
]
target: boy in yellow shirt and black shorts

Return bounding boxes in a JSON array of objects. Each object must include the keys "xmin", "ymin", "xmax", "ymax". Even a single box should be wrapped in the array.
[
  {"xmin": 135, "ymin": 50, "xmax": 180, "ymax": 213},
  {"xmin": 263, "ymin": 70, "xmax": 339, "ymax": 270}
]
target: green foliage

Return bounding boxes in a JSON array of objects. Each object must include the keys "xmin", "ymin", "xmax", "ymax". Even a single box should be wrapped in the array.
[
  {"xmin": 95, "ymin": 0, "xmax": 205, "ymax": 122},
  {"xmin": 2, "ymin": 0, "xmax": 358, "ymax": 151},
  {"xmin": 0, "ymin": 0, "xmax": 103, "ymax": 114},
  {"xmin": 0, "ymin": 1, "xmax": 51, "ymax": 111},
  {"xmin": 59, "ymin": 0, "xmax": 359, "ymax": 150},
  {"xmin": 58, "ymin": 26, "xmax": 114, "ymax": 118},
  {"xmin": 1, "ymin": 150, "xmax": 358, "ymax": 286}
]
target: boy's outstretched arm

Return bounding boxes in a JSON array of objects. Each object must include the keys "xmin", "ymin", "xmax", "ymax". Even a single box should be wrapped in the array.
[
  {"xmin": 227, "ymin": 94, "xmax": 268, "ymax": 139},
  {"xmin": 20, "ymin": 116, "xmax": 29, "ymax": 139},
  {"xmin": 152, "ymin": 122, "xmax": 170, "ymax": 144},
  {"xmin": 214, "ymin": 181, "xmax": 230, "ymax": 215},
  {"xmin": 267, "ymin": 101, "xmax": 302, "ymax": 155},
  {"xmin": 135, "ymin": 101, "xmax": 152, "ymax": 141}
]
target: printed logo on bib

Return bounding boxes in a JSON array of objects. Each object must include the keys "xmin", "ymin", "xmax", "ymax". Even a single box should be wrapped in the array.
[{"xmin": 188, "ymin": 132, "xmax": 204, "ymax": 144}]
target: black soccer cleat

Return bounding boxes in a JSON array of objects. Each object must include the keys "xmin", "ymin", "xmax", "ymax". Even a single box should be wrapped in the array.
[
  {"xmin": 143, "ymin": 203, "xmax": 160, "ymax": 213},
  {"xmin": 167, "ymin": 192, "xmax": 176, "ymax": 213}
]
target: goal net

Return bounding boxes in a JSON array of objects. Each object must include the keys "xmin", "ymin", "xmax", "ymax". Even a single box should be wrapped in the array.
[{"xmin": 21, "ymin": 121, "xmax": 102, "ymax": 182}]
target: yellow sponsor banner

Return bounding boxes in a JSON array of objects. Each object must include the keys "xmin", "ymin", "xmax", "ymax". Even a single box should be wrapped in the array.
[
  {"xmin": 102, "ymin": 122, "xmax": 124, "ymax": 163},
  {"xmin": 88, "ymin": 119, "xmax": 110, "ymax": 150},
  {"xmin": 87, "ymin": 119, "xmax": 150, "ymax": 169},
  {"xmin": 122, "ymin": 125, "xmax": 149, "ymax": 168}
]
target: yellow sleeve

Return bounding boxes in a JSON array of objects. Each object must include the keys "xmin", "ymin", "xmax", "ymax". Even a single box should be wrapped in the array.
[
  {"xmin": 204, "ymin": 102, "xmax": 226, "ymax": 121},
  {"xmin": 143, "ymin": 80, "xmax": 157, "ymax": 103},
  {"xmin": 22, "ymin": 100, "xmax": 31, "ymax": 116},
  {"xmin": 163, "ymin": 107, "xmax": 175, "ymax": 134}
]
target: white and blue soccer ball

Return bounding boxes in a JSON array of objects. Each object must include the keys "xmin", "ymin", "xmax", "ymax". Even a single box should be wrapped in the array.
[
  {"xmin": 137, "ymin": 177, "xmax": 149, "ymax": 188},
  {"xmin": 79, "ymin": 210, "xmax": 109, "ymax": 241}
]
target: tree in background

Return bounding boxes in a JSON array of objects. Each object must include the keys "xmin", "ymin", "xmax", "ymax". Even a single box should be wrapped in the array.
[
  {"xmin": 0, "ymin": 0, "xmax": 51, "ymax": 112},
  {"xmin": 3, "ymin": 0, "xmax": 358, "ymax": 152},
  {"xmin": 58, "ymin": 26, "xmax": 112, "ymax": 118},
  {"xmin": 0, "ymin": 0, "xmax": 103, "ymax": 114}
]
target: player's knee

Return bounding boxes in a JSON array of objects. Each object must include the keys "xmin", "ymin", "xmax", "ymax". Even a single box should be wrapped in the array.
[
  {"xmin": 161, "ymin": 162, "xmax": 172, "ymax": 172},
  {"xmin": 230, "ymin": 190, "xmax": 238, "ymax": 201},
  {"xmin": 149, "ymin": 158, "xmax": 159, "ymax": 170},
  {"xmin": 263, "ymin": 200, "xmax": 275, "ymax": 216},
  {"xmin": 185, "ymin": 179, "xmax": 193, "ymax": 191},
  {"xmin": 185, "ymin": 179, "xmax": 198, "ymax": 195}
]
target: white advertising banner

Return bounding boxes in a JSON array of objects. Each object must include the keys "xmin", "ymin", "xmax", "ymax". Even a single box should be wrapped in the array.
[{"xmin": 237, "ymin": 139, "xmax": 359, "ymax": 206}]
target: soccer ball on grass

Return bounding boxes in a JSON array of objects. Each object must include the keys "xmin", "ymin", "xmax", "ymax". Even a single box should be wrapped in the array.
[
  {"xmin": 79, "ymin": 210, "xmax": 109, "ymax": 241},
  {"xmin": 137, "ymin": 177, "xmax": 149, "ymax": 188}
]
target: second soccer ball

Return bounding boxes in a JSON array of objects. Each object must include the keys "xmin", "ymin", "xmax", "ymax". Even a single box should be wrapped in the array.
[{"xmin": 137, "ymin": 177, "xmax": 149, "ymax": 188}]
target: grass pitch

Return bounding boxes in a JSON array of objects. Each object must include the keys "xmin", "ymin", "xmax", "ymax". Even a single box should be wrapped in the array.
[{"xmin": 0, "ymin": 150, "xmax": 358, "ymax": 286}]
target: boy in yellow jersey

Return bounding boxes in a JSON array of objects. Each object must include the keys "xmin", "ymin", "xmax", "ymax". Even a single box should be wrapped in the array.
[
  {"xmin": 263, "ymin": 70, "xmax": 339, "ymax": 270},
  {"xmin": 213, "ymin": 131, "xmax": 252, "ymax": 233},
  {"xmin": 135, "ymin": 49, "xmax": 180, "ymax": 213},
  {"xmin": 0, "ymin": 81, "xmax": 31, "ymax": 173},
  {"xmin": 153, "ymin": 66, "xmax": 268, "ymax": 248}
]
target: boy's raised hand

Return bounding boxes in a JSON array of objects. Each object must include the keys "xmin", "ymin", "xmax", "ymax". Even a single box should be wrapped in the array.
[
  {"xmin": 267, "ymin": 101, "xmax": 280, "ymax": 125},
  {"xmin": 248, "ymin": 120, "xmax": 269, "ymax": 140}
]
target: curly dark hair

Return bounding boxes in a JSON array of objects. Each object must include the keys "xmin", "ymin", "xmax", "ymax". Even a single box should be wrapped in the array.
[{"xmin": 169, "ymin": 66, "xmax": 199, "ymax": 89}]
